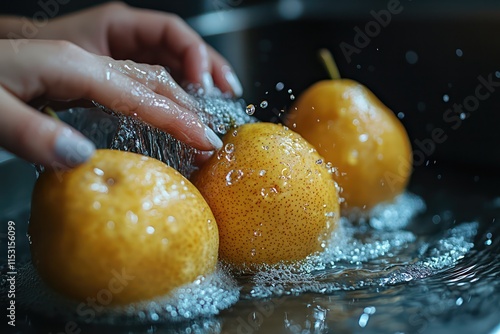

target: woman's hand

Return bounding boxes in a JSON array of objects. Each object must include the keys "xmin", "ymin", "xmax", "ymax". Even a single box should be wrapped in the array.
[
  {"xmin": 0, "ymin": 2, "xmax": 243, "ymax": 96},
  {"xmin": 0, "ymin": 40, "xmax": 223, "ymax": 168}
]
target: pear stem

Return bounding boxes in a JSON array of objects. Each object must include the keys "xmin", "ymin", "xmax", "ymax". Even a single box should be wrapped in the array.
[
  {"xmin": 42, "ymin": 106, "xmax": 59, "ymax": 120},
  {"xmin": 319, "ymin": 48, "xmax": 341, "ymax": 80}
]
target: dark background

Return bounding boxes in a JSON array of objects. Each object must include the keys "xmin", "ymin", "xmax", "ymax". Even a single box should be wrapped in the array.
[{"xmin": 2, "ymin": 0, "xmax": 500, "ymax": 172}]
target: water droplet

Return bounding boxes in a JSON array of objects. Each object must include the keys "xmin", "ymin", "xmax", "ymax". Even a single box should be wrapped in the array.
[
  {"xmin": 107, "ymin": 221, "xmax": 115, "ymax": 229},
  {"xmin": 260, "ymin": 100, "xmax": 268, "ymax": 108},
  {"xmin": 443, "ymin": 94, "xmax": 450, "ymax": 102},
  {"xmin": 275, "ymin": 82, "xmax": 285, "ymax": 91},
  {"xmin": 316, "ymin": 159, "xmax": 323, "ymax": 165},
  {"xmin": 460, "ymin": 113, "xmax": 467, "ymax": 120},
  {"xmin": 225, "ymin": 169, "xmax": 243, "ymax": 186},
  {"xmin": 93, "ymin": 168, "xmax": 104, "ymax": 176},
  {"xmin": 456, "ymin": 48, "xmax": 463, "ymax": 57},
  {"xmin": 224, "ymin": 143, "xmax": 235, "ymax": 153},
  {"xmin": 92, "ymin": 201, "xmax": 101, "ymax": 210},
  {"xmin": 405, "ymin": 50, "xmax": 419, "ymax": 64},
  {"xmin": 225, "ymin": 152, "xmax": 235, "ymax": 162},
  {"xmin": 167, "ymin": 216, "xmax": 176, "ymax": 223},
  {"xmin": 359, "ymin": 134, "xmax": 369, "ymax": 142},
  {"xmin": 90, "ymin": 182, "xmax": 108, "ymax": 193},
  {"xmin": 232, "ymin": 130, "xmax": 238, "ymax": 136},
  {"xmin": 397, "ymin": 112, "xmax": 405, "ymax": 119},
  {"xmin": 290, "ymin": 94, "xmax": 295, "ymax": 100},
  {"xmin": 217, "ymin": 124, "xmax": 227, "ymax": 134},
  {"xmin": 281, "ymin": 167, "xmax": 292, "ymax": 179},
  {"xmin": 259, "ymin": 170, "xmax": 267, "ymax": 176},
  {"xmin": 126, "ymin": 210, "xmax": 138, "ymax": 224},
  {"xmin": 288, "ymin": 89, "xmax": 293, "ymax": 94},
  {"xmin": 246, "ymin": 104, "xmax": 256, "ymax": 115},
  {"xmin": 262, "ymin": 145, "xmax": 269, "ymax": 151},
  {"xmin": 150, "ymin": 312, "xmax": 159, "ymax": 321}
]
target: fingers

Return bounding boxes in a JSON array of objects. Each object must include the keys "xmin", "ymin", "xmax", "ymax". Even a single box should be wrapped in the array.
[
  {"xmin": 106, "ymin": 59, "xmax": 199, "ymax": 111},
  {"xmin": 0, "ymin": 88, "xmax": 95, "ymax": 168},
  {"xmin": 193, "ymin": 150, "xmax": 215, "ymax": 167},
  {"xmin": 207, "ymin": 45, "xmax": 243, "ymax": 97},
  {"xmin": 0, "ymin": 40, "xmax": 223, "ymax": 168},
  {"xmin": 44, "ymin": 43, "xmax": 223, "ymax": 152},
  {"xmin": 105, "ymin": 6, "xmax": 243, "ymax": 96},
  {"xmin": 183, "ymin": 43, "xmax": 214, "ymax": 93}
]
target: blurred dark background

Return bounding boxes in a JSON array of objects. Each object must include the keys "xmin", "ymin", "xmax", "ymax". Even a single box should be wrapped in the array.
[{"xmin": 2, "ymin": 0, "xmax": 500, "ymax": 172}]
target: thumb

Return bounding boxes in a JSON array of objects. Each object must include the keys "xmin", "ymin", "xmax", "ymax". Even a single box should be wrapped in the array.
[{"xmin": 0, "ymin": 88, "xmax": 95, "ymax": 168}]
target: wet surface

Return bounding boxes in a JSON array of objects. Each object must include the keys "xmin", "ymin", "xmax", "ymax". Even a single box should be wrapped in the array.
[
  {"xmin": 1, "ymin": 164, "xmax": 500, "ymax": 333},
  {"xmin": 1, "ymin": 101, "xmax": 500, "ymax": 333}
]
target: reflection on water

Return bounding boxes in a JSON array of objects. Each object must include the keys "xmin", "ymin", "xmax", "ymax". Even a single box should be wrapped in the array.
[{"xmin": 2, "ymin": 183, "xmax": 499, "ymax": 333}]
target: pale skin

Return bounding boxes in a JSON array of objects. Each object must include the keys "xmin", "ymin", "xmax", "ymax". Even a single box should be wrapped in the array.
[{"xmin": 0, "ymin": 2, "xmax": 242, "ymax": 167}]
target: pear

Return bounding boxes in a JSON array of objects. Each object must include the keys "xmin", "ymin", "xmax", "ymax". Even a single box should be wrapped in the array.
[
  {"xmin": 192, "ymin": 123, "xmax": 340, "ymax": 271},
  {"xmin": 29, "ymin": 149, "xmax": 218, "ymax": 304},
  {"xmin": 286, "ymin": 49, "xmax": 412, "ymax": 210}
]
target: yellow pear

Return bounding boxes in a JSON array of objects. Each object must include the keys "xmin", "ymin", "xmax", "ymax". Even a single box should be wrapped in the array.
[
  {"xmin": 29, "ymin": 149, "xmax": 218, "ymax": 305},
  {"xmin": 192, "ymin": 123, "xmax": 339, "ymax": 270},
  {"xmin": 286, "ymin": 50, "xmax": 412, "ymax": 210}
]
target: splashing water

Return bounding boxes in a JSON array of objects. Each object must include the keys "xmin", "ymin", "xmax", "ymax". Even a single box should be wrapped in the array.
[
  {"xmin": 238, "ymin": 193, "xmax": 477, "ymax": 300},
  {"xmin": 94, "ymin": 87, "xmax": 255, "ymax": 178}
]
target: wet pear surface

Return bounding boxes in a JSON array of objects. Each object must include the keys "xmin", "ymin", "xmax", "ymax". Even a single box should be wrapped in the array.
[
  {"xmin": 29, "ymin": 149, "xmax": 218, "ymax": 305},
  {"xmin": 192, "ymin": 123, "xmax": 340, "ymax": 270},
  {"xmin": 287, "ymin": 79, "xmax": 412, "ymax": 210}
]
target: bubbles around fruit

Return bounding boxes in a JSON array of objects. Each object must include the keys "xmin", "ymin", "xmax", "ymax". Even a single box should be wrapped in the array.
[
  {"xmin": 286, "ymin": 79, "xmax": 412, "ymax": 210},
  {"xmin": 29, "ymin": 149, "xmax": 218, "ymax": 305},
  {"xmin": 191, "ymin": 123, "xmax": 340, "ymax": 270}
]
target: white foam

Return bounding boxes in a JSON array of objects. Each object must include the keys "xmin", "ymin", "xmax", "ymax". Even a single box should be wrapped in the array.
[
  {"xmin": 245, "ymin": 192, "xmax": 477, "ymax": 299},
  {"xmin": 3, "ymin": 263, "xmax": 239, "ymax": 325}
]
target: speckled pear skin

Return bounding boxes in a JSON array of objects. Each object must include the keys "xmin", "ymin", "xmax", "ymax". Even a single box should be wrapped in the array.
[
  {"xmin": 29, "ymin": 149, "xmax": 218, "ymax": 305},
  {"xmin": 286, "ymin": 79, "xmax": 412, "ymax": 210},
  {"xmin": 192, "ymin": 123, "xmax": 340, "ymax": 270}
]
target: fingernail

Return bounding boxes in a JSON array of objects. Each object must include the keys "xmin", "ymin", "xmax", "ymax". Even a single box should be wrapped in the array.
[
  {"xmin": 54, "ymin": 128, "xmax": 96, "ymax": 167},
  {"xmin": 223, "ymin": 66, "xmax": 243, "ymax": 97},
  {"xmin": 201, "ymin": 71, "xmax": 214, "ymax": 94},
  {"xmin": 204, "ymin": 125, "xmax": 223, "ymax": 150}
]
